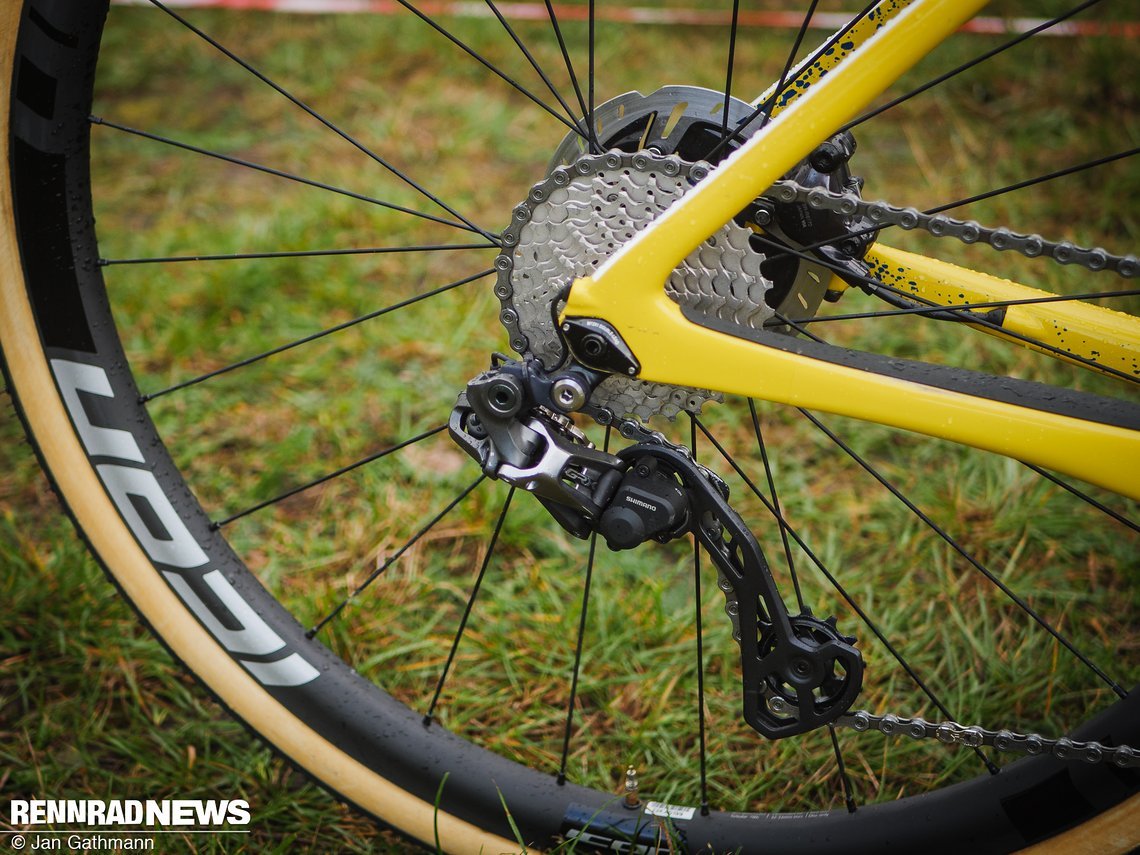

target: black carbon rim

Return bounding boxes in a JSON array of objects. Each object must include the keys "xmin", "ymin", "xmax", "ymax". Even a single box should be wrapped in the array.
[{"xmin": 6, "ymin": 2, "xmax": 1139, "ymax": 851}]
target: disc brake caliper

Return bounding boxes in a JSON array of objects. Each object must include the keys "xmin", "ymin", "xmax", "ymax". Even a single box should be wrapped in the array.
[{"xmin": 449, "ymin": 362, "xmax": 864, "ymax": 738}]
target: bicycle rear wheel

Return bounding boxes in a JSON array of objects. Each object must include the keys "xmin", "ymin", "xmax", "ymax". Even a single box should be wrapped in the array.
[{"xmin": 3, "ymin": 1, "xmax": 1138, "ymax": 852}]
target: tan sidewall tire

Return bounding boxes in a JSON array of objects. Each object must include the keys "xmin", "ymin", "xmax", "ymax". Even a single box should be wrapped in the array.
[{"xmin": 0, "ymin": 1, "xmax": 1136, "ymax": 852}]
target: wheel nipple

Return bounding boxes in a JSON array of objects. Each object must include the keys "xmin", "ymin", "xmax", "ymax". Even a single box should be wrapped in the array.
[{"xmin": 623, "ymin": 766, "xmax": 641, "ymax": 809}]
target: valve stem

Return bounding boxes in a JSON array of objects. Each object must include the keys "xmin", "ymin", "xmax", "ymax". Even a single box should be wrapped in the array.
[{"xmin": 623, "ymin": 766, "xmax": 641, "ymax": 809}]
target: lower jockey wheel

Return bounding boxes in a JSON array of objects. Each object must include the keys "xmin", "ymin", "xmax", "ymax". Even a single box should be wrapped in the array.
[{"xmin": 758, "ymin": 614, "xmax": 864, "ymax": 728}]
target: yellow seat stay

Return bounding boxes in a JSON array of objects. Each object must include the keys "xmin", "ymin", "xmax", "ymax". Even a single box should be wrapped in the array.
[{"xmin": 565, "ymin": 0, "xmax": 990, "ymax": 309}]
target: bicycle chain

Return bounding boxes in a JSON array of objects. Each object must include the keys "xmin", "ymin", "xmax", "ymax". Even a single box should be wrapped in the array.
[
  {"xmin": 761, "ymin": 179, "xmax": 1139, "ymax": 278},
  {"xmin": 833, "ymin": 707, "xmax": 1140, "ymax": 769},
  {"xmin": 744, "ymin": 181, "xmax": 1139, "ymax": 765}
]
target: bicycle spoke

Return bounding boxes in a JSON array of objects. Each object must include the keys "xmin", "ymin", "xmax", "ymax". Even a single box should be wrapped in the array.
[
  {"xmin": 588, "ymin": 0, "xmax": 596, "ymax": 144},
  {"xmin": 692, "ymin": 416, "xmax": 1000, "ymax": 775},
  {"xmin": 719, "ymin": 0, "xmax": 742, "ymax": 143},
  {"xmin": 691, "ymin": 536, "xmax": 713, "ymax": 814},
  {"xmin": 798, "ymin": 409, "xmax": 1126, "ymax": 699},
  {"xmin": 147, "ymin": 0, "xmax": 493, "ymax": 239},
  {"xmin": 748, "ymin": 399, "xmax": 805, "ymax": 612},
  {"xmin": 925, "ymin": 146, "xmax": 1140, "ymax": 217},
  {"xmin": 544, "ymin": 0, "xmax": 596, "ymax": 151},
  {"xmin": 689, "ymin": 416, "xmax": 711, "ymax": 816},
  {"xmin": 760, "ymin": 0, "xmax": 819, "ymax": 132},
  {"xmin": 772, "ymin": 310, "xmax": 828, "ymax": 344},
  {"xmin": 861, "ymin": 283, "xmax": 1140, "ymax": 385},
  {"xmin": 557, "ymin": 424, "xmax": 609, "ymax": 786},
  {"xmin": 1021, "ymin": 463, "xmax": 1139, "ymax": 534},
  {"xmin": 138, "ymin": 268, "xmax": 494, "ymax": 402},
  {"xmin": 556, "ymin": 529, "xmax": 599, "ymax": 785},
  {"xmin": 90, "ymin": 116, "xmax": 485, "ymax": 236},
  {"xmin": 394, "ymin": 0, "xmax": 588, "ymax": 142},
  {"xmin": 101, "ymin": 243, "xmax": 496, "ymax": 266},
  {"xmin": 482, "ymin": 0, "xmax": 590, "ymax": 139},
  {"xmin": 211, "ymin": 425, "xmax": 448, "ymax": 529},
  {"xmin": 771, "ymin": 289, "xmax": 1140, "ymax": 329},
  {"xmin": 842, "ymin": 0, "xmax": 1107, "ymax": 133},
  {"xmin": 828, "ymin": 725, "xmax": 858, "ymax": 813},
  {"xmin": 706, "ymin": 0, "xmax": 862, "ymax": 161},
  {"xmin": 424, "ymin": 486, "xmax": 517, "ymax": 725},
  {"xmin": 306, "ymin": 474, "xmax": 487, "ymax": 638}
]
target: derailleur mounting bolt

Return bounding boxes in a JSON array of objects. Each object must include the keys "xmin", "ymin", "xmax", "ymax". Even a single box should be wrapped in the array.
[{"xmin": 486, "ymin": 377, "xmax": 523, "ymax": 416}]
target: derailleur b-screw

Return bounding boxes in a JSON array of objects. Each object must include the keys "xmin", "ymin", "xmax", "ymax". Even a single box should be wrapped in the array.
[{"xmin": 551, "ymin": 375, "xmax": 589, "ymax": 412}]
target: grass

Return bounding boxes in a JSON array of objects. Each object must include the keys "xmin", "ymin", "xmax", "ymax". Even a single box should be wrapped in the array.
[
  {"xmin": 0, "ymin": 462, "xmax": 401, "ymax": 851},
  {"xmin": 3, "ymin": 1, "xmax": 1139, "ymax": 851}
]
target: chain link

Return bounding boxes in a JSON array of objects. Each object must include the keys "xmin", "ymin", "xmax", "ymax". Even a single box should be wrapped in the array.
[
  {"xmin": 761, "ymin": 179, "xmax": 1138, "ymax": 277},
  {"xmin": 834, "ymin": 708, "xmax": 1140, "ymax": 768}
]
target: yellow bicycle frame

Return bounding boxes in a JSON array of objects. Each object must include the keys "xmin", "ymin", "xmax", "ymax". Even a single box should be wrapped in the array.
[{"xmin": 561, "ymin": 0, "xmax": 1140, "ymax": 499}]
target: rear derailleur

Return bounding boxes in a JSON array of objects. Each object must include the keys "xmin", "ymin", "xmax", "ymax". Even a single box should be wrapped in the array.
[{"xmin": 449, "ymin": 357, "xmax": 863, "ymax": 739}]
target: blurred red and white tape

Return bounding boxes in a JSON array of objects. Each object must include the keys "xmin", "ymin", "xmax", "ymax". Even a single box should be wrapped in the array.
[{"xmin": 109, "ymin": 1, "xmax": 1140, "ymax": 37}]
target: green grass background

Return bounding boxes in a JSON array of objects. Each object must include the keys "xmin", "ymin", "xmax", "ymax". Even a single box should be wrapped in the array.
[{"xmin": 3, "ymin": 1, "xmax": 1139, "ymax": 852}]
